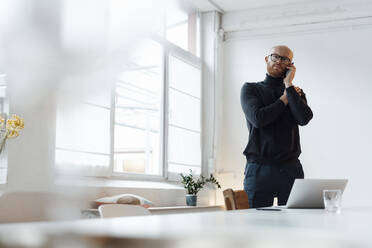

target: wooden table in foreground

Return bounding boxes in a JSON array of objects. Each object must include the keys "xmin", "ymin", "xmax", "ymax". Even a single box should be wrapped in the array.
[{"xmin": 1, "ymin": 207, "xmax": 372, "ymax": 247}]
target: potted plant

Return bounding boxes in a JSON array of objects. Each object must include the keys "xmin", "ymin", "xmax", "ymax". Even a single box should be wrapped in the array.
[{"xmin": 179, "ymin": 170, "xmax": 221, "ymax": 206}]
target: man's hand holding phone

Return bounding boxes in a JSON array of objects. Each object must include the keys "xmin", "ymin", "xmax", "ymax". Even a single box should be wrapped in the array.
[
  {"xmin": 280, "ymin": 62, "xmax": 303, "ymax": 105},
  {"xmin": 284, "ymin": 62, "xmax": 296, "ymax": 88}
]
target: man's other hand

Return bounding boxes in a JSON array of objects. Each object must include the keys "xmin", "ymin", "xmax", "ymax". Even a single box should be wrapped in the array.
[
  {"xmin": 294, "ymin": 86, "xmax": 303, "ymax": 96},
  {"xmin": 280, "ymin": 91, "xmax": 288, "ymax": 105}
]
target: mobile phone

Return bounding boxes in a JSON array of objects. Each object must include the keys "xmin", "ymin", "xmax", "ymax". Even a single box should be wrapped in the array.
[
  {"xmin": 285, "ymin": 62, "xmax": 294, "ymax": 77},
  {"xmin": 285, "ymin": 69, "xmax": 291, "ymax": 77}
]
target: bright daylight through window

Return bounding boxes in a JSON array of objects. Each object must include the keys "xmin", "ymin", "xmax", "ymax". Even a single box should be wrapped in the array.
[
  {"xmin": 114, "ymin": 40, "xmax": 163, "ymax": 175},
  {"xmin": 55, "ymin": 1, "xmax": 201, "ymax": 179}
]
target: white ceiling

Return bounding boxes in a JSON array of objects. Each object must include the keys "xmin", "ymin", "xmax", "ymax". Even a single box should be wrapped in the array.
[
  {"xmin": 188, "ymin": 0, "xmax": 343, "ymax": 13},
  {"xmin": 213, "ymin": 0, "xmax": 308, "ymax": 12}
]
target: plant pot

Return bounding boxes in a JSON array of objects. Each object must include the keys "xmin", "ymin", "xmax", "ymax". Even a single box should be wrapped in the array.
[{"xmin": 186, "ymin": 194, "xmax": 197, "ymax": 206}]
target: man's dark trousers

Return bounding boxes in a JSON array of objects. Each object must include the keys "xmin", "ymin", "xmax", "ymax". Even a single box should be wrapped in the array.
[{"xmin": 243, "ymin": 160, "xmax": 304, "ymax": 208}]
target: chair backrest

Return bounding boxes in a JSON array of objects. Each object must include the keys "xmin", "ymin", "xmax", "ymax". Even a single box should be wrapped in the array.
[
  {"xmin": 98, "ymin": 204, "xmax": 151, "ymax": 218},
  {"xmin": 0, "ymin": 191, "xmax": 83, "ymax": 223},
  {"xmin": 223, "ymin": 189, "xmax": 250, "ymax": 210}
]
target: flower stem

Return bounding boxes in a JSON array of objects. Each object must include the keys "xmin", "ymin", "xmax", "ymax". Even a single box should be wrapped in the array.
[{"xmin": 0, "ymin": 133, "xmax": 9, "ymax": 154}]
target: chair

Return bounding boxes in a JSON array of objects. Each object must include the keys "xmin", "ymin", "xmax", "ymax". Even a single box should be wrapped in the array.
[
  {"xmin": 0, "ymin": 191, "xmax": 83, "ymax": 223},
  {"xmin": 98, "ymin": 204, "xmax": 151, "ymax": 218},
  {"xmin": 223, "ymin": 188, "xmax": 250, "ymax": 210}
]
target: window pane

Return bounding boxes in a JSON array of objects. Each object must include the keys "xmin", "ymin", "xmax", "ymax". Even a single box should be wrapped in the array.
[
  {"xmin": 114, "ymin": 152, "xmax": 146, "ymax": 174},
  {"xmin": 55, "ymin": 149, "xmax": 109, "ymax": 172},
  {"xmin": 166, "ymin": 7, "xmax": 188, "ymax": 27},
  {"xmin": 108, "ymin": 1, "xmax": 165, "ymax": 49},
  {"xmin": 169, "ymin": 88, "xmax": 200, "ymax": 131},
  {"xmin": 59, "ymin": 75, "xmax": 112, "ymax": 108},
  {"xmin": 0, "ymin": 74, "xmax": 6, "ymax": 97},
  {"xmin": 169, "ymin": 55, "xmax": 201, "ymax": 98},
  {"xmin": 166, "ymin": 6, "xmax": 188, "ymax": 50},
  {"xmin": 114, "ymin": 39, "xmax": 162, "ymax": 176},
  {"xmin": 0, "ymin": 168, "xmax": 7, "ymax": 184},
  {"xmin": 168, "ymin": 126, "xmax": 201, "ymax": 166},
  {"xmin": 56, "ymin": 103, "xmax": 110, "ymax": 154},
  {"xmin": 116, "ymin": 83, "xmax": 159, "ymax": 108},
  {"xmin": 0, "ymin": 73, "xmax": 8, "ymax": 120},
  {"xmin": 167, "ymin": 54, "xmax": 201, "ymax": 176},
  {"xmin": 115, "ymin": 108, "xmax": 160, "ymax": 132},
  {"xmin": 167, "ymin": 22, "xmax": 188, "ymax": 51},
  {"xmin": 165, "ymin": 6, "xmax": 199, "ymax": 56},
  {"xmin": 115, "ymin": 125, "xmax": 148, "ymax": 149}
]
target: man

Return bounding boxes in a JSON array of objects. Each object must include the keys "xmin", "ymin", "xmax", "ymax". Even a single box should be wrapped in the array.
[{"xmin": 240, "ymin": 45, "xmax": 313, "ymax": 208}]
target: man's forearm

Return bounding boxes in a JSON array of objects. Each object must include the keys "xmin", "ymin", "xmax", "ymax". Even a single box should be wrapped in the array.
[
  {"xmin": 285, "ymin": 86, "xmax": 313, "ymax": 126},
  {"xmin": 241, "ymin": 84, "xmax": 287, "ymax": 128}
]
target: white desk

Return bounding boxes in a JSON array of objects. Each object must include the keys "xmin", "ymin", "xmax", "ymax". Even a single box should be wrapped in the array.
[
  {"xmin": 82, "ymin": 205, "xmax": 225, "ymax": 218},
  {"xmin": 0, "ymin": 207, "xmax": 372, "ymax": 247}
]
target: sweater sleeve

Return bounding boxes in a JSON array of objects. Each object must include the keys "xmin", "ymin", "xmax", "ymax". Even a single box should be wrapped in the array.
[
  {"xmin": 240, "ymin": 83, "xmax": 286, "ymax": 128},
  {"xmin": 286, "ymin": 86, "xmax": 313, "ymax": 126}
]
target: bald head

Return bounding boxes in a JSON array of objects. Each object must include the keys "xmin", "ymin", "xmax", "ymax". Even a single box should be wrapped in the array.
[
  {"xmin": 269, "ymin": 45, "xmax": 293, "ymax": 61},
  {"xmin": 265, "ymin": 45, "xmax": 294, "ymax": 78}
]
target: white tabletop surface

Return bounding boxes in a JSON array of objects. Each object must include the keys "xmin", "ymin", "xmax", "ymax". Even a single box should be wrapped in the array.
[{"xmin": 1, "ymin": 207, "xmax": 372, "ymax": 247}]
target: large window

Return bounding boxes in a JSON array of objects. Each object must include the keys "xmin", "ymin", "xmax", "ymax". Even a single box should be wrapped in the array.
[
  {"xmin": 110, "ymin": 43, "xmax": 202, "ymax": 179},
  {"xmin": 56, "ymin": 1, "xmax": 201, "ymax": 180}
]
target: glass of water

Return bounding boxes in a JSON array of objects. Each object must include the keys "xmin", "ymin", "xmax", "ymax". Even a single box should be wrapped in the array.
[{"xmin": 323, "ymin": 189, "xmax": 342, "ymax": 214}]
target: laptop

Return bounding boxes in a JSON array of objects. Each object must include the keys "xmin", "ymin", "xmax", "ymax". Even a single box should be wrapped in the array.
[{"xmin": 284, "ymin": 179, "xmax": 348, "ymax": 209}]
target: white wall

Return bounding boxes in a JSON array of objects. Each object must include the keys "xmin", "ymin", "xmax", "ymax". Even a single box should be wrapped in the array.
[{"xmin": 219, "ymin": 27, "xmax": 372, "ymax": 207}]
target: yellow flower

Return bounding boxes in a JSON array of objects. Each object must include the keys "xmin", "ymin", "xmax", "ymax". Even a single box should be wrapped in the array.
[
  {"xmin": 0, "ymin": 116, "xmax": 4, "ymax": 129},
  {"xmin": 6, "ymin": 119, "xmax": 13, "ymax": 130},
  {"xmin": 0, "ymin": 114, "xmax": 24, "ymax": 153},
  {"xmin": 13, "ymin": 115, "xmax": 24, "ymax": 129},
  {"xmin": 4, "ymin": 114, "xmax": 24, "ymax": 139},
  {"xmin": 6, "ymin": 114, "xmax": 24, "ymax": 131},
  {"xmin": 8, "ymin": 129, "xmax": 19, "ymax": 138}
]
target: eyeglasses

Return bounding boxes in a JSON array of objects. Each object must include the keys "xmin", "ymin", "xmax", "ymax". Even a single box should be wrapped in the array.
[{"xmin": 269, "ymin": 54, "xmax": 292, "ymax": 65}]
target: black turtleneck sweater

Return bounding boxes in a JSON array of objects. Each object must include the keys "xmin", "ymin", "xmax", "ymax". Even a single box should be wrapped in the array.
[{"xmin": 240, "ymin": 74, "xmax": 313, "ymax": 166}]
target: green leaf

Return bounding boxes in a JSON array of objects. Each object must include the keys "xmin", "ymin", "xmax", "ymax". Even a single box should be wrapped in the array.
[{"xmin": 179, "ymin": 171, "xmax": 221, "ymax": 195}]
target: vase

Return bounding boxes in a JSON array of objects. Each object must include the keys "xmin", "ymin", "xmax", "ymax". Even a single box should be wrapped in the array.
[{"xmin": 186, "ymin": 194, "xmax": 197, "ymax": 206}]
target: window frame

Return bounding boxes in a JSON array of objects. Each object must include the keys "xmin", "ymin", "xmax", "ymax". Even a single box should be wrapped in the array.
[{"xmin": 164, "ymin": 45, "xmax": 202, "ymax": 181}]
